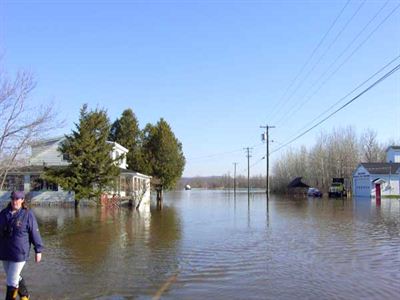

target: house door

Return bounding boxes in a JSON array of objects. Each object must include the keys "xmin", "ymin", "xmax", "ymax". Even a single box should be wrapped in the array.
[{"xmin": 375, "ymin": 183, "xmax": 381, "ymax": 205}]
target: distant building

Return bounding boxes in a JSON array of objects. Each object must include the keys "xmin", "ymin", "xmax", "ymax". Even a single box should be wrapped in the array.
[
  {"xmin": 287, "ymin": 177, "xmax": 309, "ymax": 196},
  {"xmin": 352, "ymin": 146, "xmax": 400, "ymax": 197},
  {"xmin": 0, "ymin": 137, "xmax": 151, "ymax": 207},
  {"xmin": 386, "ymin": 146, "xmax": 400, "ymax": 163}
]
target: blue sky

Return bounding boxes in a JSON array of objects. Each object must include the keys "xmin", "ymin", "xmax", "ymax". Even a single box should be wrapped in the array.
[{"xmin": 1, "ymin": 0, "xmax": 399, "ymax": 177}]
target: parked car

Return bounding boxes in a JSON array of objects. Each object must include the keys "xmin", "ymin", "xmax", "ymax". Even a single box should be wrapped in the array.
[{"xmin": 307, "ymin": 187, "xmax": 323, "ymax": 197}]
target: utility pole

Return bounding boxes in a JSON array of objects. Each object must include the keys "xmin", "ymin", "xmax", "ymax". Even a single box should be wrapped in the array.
[
  {"xmin": 244, "ymin": 147, "xmax": 252, "ymax": 204},
  {"xmin": 233, "ymin": 162, "xmax": 238, "ymax": 201},
  {"xmin": 227, "ymin": 171, "xmax": 231, "ymax": 198},
  {"xmin": 260, "ymin": 125, "xmax": 275, "ymax": 200}
]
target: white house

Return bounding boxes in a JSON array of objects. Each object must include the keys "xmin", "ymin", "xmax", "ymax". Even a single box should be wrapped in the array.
[
  {"xmin": 386, "ymin": 146, "xmax": 400, "ymax": 163},
  {"xmin": 352, "ymin": 146, "xmax": 400, "ymax": 198},
  {"xmin": 1, "ymin": 137, "xmax": 151, "ymax": 207}
]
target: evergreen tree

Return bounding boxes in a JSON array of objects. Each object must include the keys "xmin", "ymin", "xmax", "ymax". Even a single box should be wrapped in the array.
[
  {"xmin": 109, "ymin": 109, "xmax": 146, "ymax": 172},
  {"xmin": 142, "ymin": 118, "xmax": 185, "ymax": 203},
  {"xmin": 44, "ymin": 104, "xmax": 119, "ymax": 206}
]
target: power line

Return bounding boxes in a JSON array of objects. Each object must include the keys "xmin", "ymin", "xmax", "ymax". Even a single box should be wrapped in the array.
[
  {"xmin": 301, "ymin": 1, "xmax": 400, "ymax": 105},
  {"xmin": 297, "ymin": 54, "xmax": 400, "ymax": 135},
  {"xmin": 280, "ymin": 0, "xmax": 392, "ymax": 126},
  {"xmin": 267, "ymin": 0, "xmax": 351, "ymax": 122},
  {"xmin": 275, "ymin": 0, "xmax": 367, "ymax": 126},
  {"xmin": 188, "ymin": 142, "xmax": 263, "ymax": 162},
  {"xmin": 188, "ymin": 148, "xmax": 244, "ymax": 161},
  {"xmin": 250, "ymin": 142, "xmax": 265, "ymax": 149},
  {"xmin": 249, "ymin": 156, "xmax": 265, "ymax": 169},
  {"xmin": 271, "ymin": 61, "xmax": 400, "ymax": 154}
]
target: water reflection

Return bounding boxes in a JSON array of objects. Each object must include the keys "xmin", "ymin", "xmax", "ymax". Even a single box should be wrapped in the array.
[
  {"xmin": 25, "ymin": 205, "xmax": 181, "ymax": 299},
  {"xmin": 1, "ymin": 193, "xmax": 399, "ymax": 299},
  {"xmin": 164, "ymin": 192, "xmax": 400, "ymax": 300}
]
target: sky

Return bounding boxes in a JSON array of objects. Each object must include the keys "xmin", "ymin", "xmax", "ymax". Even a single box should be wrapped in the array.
[{"xmin": 1, "ymin": 0, "xmax": 399, "ymax": 177}]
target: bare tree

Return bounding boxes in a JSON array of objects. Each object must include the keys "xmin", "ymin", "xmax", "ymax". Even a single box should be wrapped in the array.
[
  {"xmin": 0, "ymin": 66, "xmax": 60, "ymax": 190},
  {"xmin": 271, "ymin": 126, "xmax": 361, "ymax": 193},
  {"xmin": 359, "ymin": 129, "xmax": 386, "ymax": 162}
]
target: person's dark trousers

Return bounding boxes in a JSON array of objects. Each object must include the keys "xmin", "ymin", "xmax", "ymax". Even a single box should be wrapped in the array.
[
  {"xmin": 18, "ymin": 278, "xmax": 29, "ymax": 300},
  {"xmin": 5, "ymin": 286, "xmax": 18, "ymax": 300}
]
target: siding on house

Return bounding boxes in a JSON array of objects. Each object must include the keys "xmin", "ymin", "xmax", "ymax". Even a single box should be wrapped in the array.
[
  {"xmin": 386, "ymin": 146, "xmax": 400, "ymax": 163},
  {"xmin": 352, "ymin": 163, "xmax": 400, "ymax": 197},
  {"xmin": 30, "ymin": 138, "xmax": 69, "ymax": 166},
  {"xmin": 108, "ymin": 141, "xmax": 128, "ymax": 169},
  {"xmin": 30, "ymin": 137, "xmax": 130, "ymax": 169},
  {"xmin": 353, "ymin": 165, "xmax": 372, "ymax": 197}
]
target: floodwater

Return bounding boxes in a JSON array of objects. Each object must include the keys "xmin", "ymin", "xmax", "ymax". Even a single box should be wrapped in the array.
[{"xmin": 1, "ymin": 190, "xmax": 400, "ymax": 299}]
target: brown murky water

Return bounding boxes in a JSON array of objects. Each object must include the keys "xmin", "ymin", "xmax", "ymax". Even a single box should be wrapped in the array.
[{"xmin": 1, "ymin": 190, "xmax": 400, "ymax": 299}]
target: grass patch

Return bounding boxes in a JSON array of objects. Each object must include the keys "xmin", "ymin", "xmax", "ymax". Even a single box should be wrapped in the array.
[{"xmin": 382, "ymin": 195, "xmax": 400, "ymax": 199}]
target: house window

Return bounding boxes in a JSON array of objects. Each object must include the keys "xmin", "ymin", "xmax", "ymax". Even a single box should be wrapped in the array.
[
  {"xmin": 120, "ymin": 176, "xmax": 127, "ymax": 192},
  {"xmin": 30, "ymin": 175, "xmax": 58, "ymax": 191},
  {"xmin": 47, "ymin": 181, "xmax": 58, "ymax": 191},
  {"xmin": 2, "ymin": 175, "xmax": 24, "ymax": 191},
  {"xmin": 30, "ymin": 175, "xmax": 43, "ymax": 191},
  {"xmin": 62, "ymin": 153, "xmax": 70, "ymax": 161},
  {"xmin": 141, "ymin": 179, "xmax": 146, "ymax": 190}
]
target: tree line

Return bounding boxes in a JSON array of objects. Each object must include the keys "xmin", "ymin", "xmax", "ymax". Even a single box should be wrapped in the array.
[
  {"xmin": 179, "ymin": 127, "xmax": 396, "ymax": 193},
  {"xmin": 271, "ymin": 126, "xmax": 394, "ymax": 193}
]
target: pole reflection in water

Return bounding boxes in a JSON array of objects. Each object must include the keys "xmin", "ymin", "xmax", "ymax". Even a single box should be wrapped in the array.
[{"xmin": 4, "ymin": 191, "xmax": 399, "ymax": 299}]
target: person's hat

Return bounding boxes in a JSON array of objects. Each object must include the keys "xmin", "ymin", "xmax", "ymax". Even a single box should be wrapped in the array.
[{"xmin": 11, "ymin": 191, "xmax": 25, "ymax": 200}]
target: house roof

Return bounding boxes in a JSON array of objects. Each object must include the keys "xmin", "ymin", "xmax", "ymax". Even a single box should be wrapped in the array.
[
  {"xmin": 386, "ymin": 145, "xmax": 400, "ymax": 151},
  {"xmin": 372, "ymin": 178, "xmax": 386, "ymax": 184},
  {"xmin": 106, "ymin": 141, "xmax": 128, "ymax": 153},
  {"xmin": 120, "ymin": 169, "xmax": 152, "ymax": 179},
  {"xmin": 7, "ymin": 165, "xmax": 47, "ymax": 174},
  {"xmin": 287, "ymin": 177, "xmax": 309, "ymax": 188},
  {"xmin": 29, "ymin": 136, "xmax": 65, "ymax": 147},
  {"xmin": 7, "ymin": 165, "xmax": 151, "ymax": 178},
  {"xmin": 359, "ymin": 162, "xmax": 400, "ymax": 174}
]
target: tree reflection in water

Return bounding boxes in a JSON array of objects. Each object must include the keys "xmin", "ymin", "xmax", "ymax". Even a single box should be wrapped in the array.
[
  {"xmin": 24, "ymin": 205, "xmax": 182, "ymax": 299},
  {"xmin": 6, "ymin": 193, "xmax": 400, "ymax": 299}
]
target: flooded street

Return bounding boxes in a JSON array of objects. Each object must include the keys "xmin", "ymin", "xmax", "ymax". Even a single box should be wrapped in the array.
[{"xmin": 4, "ymin": 190, "xmax": 400, "ymax": 299}]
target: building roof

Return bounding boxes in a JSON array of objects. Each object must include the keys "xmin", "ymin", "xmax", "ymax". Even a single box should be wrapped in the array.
[
  {"xmin": 386, "ymin": 145, "xmax": 400, "ymax": 151},
  {"xmin": 7, "ymin": 166, "xmax": 151, "ymax": 178},
  {"xmin": 120, "ymin": 169, "xmax": 152, "ymax": 179},
  {"xmin": 7, "ymin": 165, "xmax": 46, "ymax": 174},
  {"xmin": 106, "ymin": 141, "xmax": 128, "ymax": 153},
  {"xmin": 372, "ymin": 178, "xmax": 386, "ymax": 184},
  {"xmin": 359, "ymin": 162, "xmax": 400, "ymax": 174},
  {"xmin": 29, "ymin": 136, "xmax": 65, "ymax": 147},
  {"xmin": 287, "ymin": 177, "xmax": 309, "ymax": 188}
]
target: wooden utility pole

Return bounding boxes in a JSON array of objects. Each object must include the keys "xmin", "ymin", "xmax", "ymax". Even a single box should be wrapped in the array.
[
  {"xmin": 244, "ymin": 147, "xmax": 252, "ymax": 204},
  {"xmin": 227, "ymin": 171, "xmax": 231, "ymax": 198},
  {"xmin": 260, "ymin": 125, "xmax": 275, "ymax": 201},
  {"xmin": 233, "ymin": 162, "xmax": 238, "ymax": 201}
]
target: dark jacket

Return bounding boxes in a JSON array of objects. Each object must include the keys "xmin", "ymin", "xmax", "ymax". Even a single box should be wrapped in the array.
[{"xmin": 0, "ymin": 206, "xmax": 43, "ymax": 262}]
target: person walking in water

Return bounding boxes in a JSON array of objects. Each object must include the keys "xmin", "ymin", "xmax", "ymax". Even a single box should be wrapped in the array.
[{"xmin": 0, "ymin": 191, "xmax": 43, "ymax": 300}]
